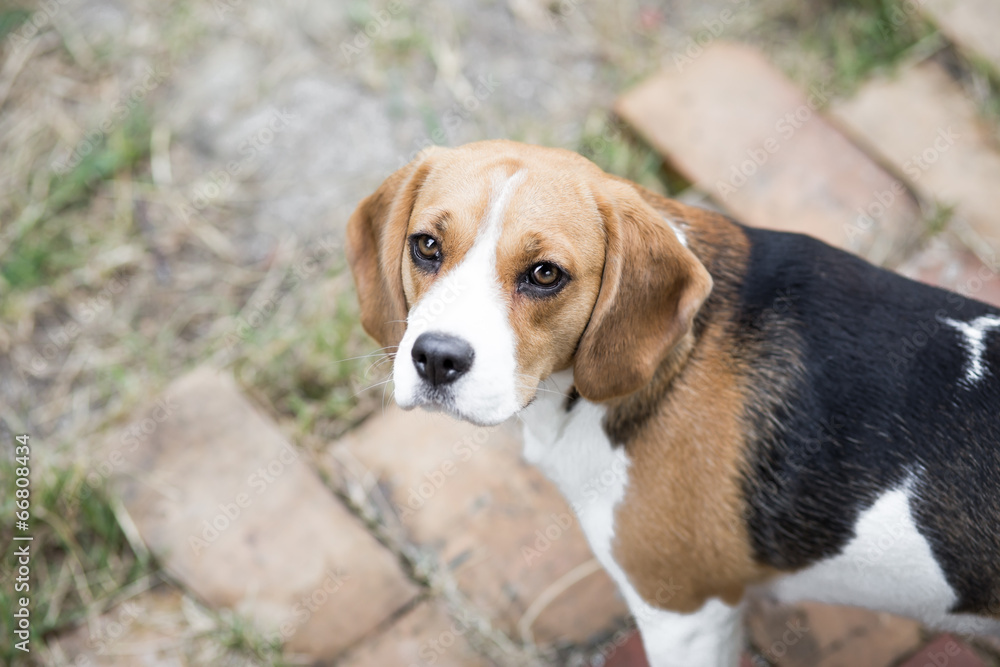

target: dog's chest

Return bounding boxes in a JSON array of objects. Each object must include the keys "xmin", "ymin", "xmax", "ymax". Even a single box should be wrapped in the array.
[{"xmin": 519, "ymin": 373, "xmax": 630, "ymax": 570}]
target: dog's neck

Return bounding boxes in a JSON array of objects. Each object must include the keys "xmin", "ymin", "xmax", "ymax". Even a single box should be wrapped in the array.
[
  {"xmin": 595, "ymin": 197, "xmax": 748, "ymax": 446},
  {"xmin": 529, "ymin": 193, "xmax": 747, "ymax": 447}
]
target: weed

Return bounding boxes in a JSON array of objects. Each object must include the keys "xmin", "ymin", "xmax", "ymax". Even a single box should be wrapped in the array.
[
  {"xmin": 0, "ymin": 456, "xmax": 152, "ymax": 665},
  {"xmin": 0, "ymin": 7, "xmax": 31, "ymax": 42},
  {"xmin": 232, "ymin": 272, "xmax": 383, "ymax": 441},
  {"xmin": 578, "ymin": 112, "xmax": 684, "ymax": 195},
  {"xmin": 764, "ymin": 0, "xmax": 936, "ymax": 95},
  {"xmin": 1, "ymin": 111, "xmax": 150, "ymax": 291}
]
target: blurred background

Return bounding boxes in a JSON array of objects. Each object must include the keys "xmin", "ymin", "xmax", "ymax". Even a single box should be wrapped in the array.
[{"xmin": 2, "ymin": 0, "xmax": 1000, "ymax": 665}]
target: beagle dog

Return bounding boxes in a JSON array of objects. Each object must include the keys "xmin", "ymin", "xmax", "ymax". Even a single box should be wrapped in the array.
[{"xmin": 347, "ymin": 140, "xmax": 1000, "ymax": 666}]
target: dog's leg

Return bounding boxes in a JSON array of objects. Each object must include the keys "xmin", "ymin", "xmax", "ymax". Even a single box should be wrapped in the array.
[{"xmin": 627, "ymin": 593, "xmax": 743, "ymax": 667}]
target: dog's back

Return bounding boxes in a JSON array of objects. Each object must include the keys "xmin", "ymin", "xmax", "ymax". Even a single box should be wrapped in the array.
[{"xmin": 732, "ymin": 225, "xmax": 1000, "ymax": 618}]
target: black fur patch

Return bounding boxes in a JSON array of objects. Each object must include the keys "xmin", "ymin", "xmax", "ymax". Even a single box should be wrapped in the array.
[
  {"xmin": 565, "ymin": 387, "xmax": 580, "ymax": 412},
  {"xmin": 735, "ymin": 226, "xmax": 1000, "ymax": 616}
]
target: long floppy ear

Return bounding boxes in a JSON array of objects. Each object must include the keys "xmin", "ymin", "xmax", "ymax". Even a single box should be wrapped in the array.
[
  {"xmin": 574, "ymin": 180, "xmax": 714, "ymax": 402},
  {"xmin": 346, "ymin": 151, "xmax": 438, "ymax": 349}
]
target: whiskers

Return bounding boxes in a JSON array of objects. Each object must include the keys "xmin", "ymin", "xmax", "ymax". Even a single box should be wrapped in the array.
[
  {"xmin": 353, "ymin": 377, "xmax": 392, "ymax": 398},
  {"xmin": 348, "ymin": 345, "xmax": 397, "ymax": 411},
  {"xmin": 516, "ymin": 373, "xmax": 568, "ymax": 398},
  {"xmin": 364, "ymin": 353, "xmax": 395, "ymax": 377},
  {"xmin": 333, "ymin": 345, "xmax": 399, "ymax": 365},
  {"xmin": 333, "ymin": 344, "xmax": 397, "ymax": 381}
]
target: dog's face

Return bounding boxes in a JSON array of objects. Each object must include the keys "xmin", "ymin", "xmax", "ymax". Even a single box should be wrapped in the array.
[{"xmin": 348, "ymin": 140, "xmax": 712, "ymax": 426}]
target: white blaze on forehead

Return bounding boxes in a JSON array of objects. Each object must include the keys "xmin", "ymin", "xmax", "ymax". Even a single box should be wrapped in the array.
[
  {"xmin": 409, "ymin": 168, "xmax": 524, "ymax": 331},
  {"xmin": 480, "ymin": 170, "xmax": 527, "ymax": 253},
  {"xmin": 941, "ymin": 315, "xmax": 1000, "ymax": 386}
]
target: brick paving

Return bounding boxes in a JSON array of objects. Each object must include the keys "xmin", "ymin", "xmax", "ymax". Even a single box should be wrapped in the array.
[
  {"xmin": 897, "ymin": 233, "xmax": 1000, "ymax": 309},
  {"xmin": 330, "ymin": 406, "xmax": 628, "ymax": 647},
  {"xmin": 113, "ymin": 368, "xmax": 419, "ymax": 659},
  {"xmin": 920, "ymin": 0, "xmax": 1000, "ymax": 73},
  {"xmin": 614, "ymin": 41, "xmax": 924, "ymax": 266},
  {"xmin": 50, "ymin": 587, "xmax": 196, "ymax": 665},
  {"xmin": 602, "ymin": 631, "xmax": 650, "ymax": 667},
  {"xmin": 831, "ymin": 60, "xmax": 1000, "ymax": 259},
  {"xmin": 746, "ymin": 599, "xmax": 923, "ymax": 667},
  {"xmin": 335, "ymin": 601, "xmax": 493, "ymax": 667},
  {"xmin": 898, "ymin": 635, "xmax": 987, "ymax": 667}
]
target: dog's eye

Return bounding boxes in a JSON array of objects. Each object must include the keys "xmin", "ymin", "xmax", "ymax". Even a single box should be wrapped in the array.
[
  {"xmin": 520, "ymin": 262, "xmax": 568, "ymax": 297},
  {"xmin": 529, "ymin": 263, "xmax": 561, "ymax": 286},
  {"xmin": 414, "ymin": 235, "xmax": 439, "ymax": 258},
  {"xmin": 410, "ymin": 234, "xmax": 442, "ymax": 270}
]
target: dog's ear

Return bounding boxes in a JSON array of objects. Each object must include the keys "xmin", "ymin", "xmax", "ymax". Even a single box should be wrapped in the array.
[
  {"xmin": 347, "ymin": 150, "xmax": 439, "ymax": 350},
  {"xmin": 574, "ymin": 180, "xmax": 714, "ymax": 402}
]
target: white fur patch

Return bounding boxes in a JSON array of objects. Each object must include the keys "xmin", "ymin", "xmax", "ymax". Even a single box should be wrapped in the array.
[
  {"xmin": 393, "ymin": 171, "xmax": 525, "ymax": 425},
  {"xmin": 941, "ymin": 315, "xmax": 1000, "ymax": 386},
  {"xmin": 769, "ymin": 478, "xmax": 959, "ymax": 624},
  {"xmin": 665, "ymin": 217, "xmax": 688, "ymax": 248},
  {"xmin": 521, "ymin": 371, "xmax": 743, "ymax": 667}
]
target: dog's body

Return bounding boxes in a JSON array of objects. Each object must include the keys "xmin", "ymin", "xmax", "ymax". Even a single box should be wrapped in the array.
[{"xmin": 347, "ymin": 140, "xmax": 1000, "ymax": 665}]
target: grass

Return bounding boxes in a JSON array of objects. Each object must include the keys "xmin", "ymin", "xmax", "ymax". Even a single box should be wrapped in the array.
[
  {"xmin": 344, "ymin": 0, "xmax": 429, "ymax": 69},
  {"xmin": 212, "ymin": 611, "xmax": 288, "ymax": 666},
  {"xmin": 577, "ymin": 112, "xmax": 682, "ymax": 196},
  {"xmin": 1, "ymin": 111, "xmax": 151, "ymax": 291},
  {"xmin": 231, "ymin": 269, "xmax": 384, "ymax": 444},
  {"xmin": 0, "ymin": 450, "xmax": 150, "ymax": 665},
  {"xmin": 0, "ymin": 8, "xmax": 31, "ymax": 42},
  {"xmin": 925, "ymin": 202, "xmax": 957, "ymax": 237},
  {"xmin": 763, "ymin": 0, "xmax": 937, "ymax": 96},
  {"xmin": 960, "ymin": 54, "xmax": 1000, "ymax": 136}
]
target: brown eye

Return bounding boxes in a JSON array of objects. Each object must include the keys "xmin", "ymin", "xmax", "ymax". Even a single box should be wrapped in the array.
[
  {"xmin": 410, "ymin": 234, "xmax": 443, "ymax": 270},
  {"xmin": 529, "ymin": 263, "xmax": 561, "ymax": 287},
  {"xmin": 520, "ymin": 261, "xmax": 568, "ymax": 297},
  {"xmin": 415, "ymin": 235, "xmax": 438, "ymax": 258}
]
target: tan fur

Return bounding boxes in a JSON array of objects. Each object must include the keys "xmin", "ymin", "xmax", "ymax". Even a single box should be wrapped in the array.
[
  {"xmin": 573, "ymin": 179, "xmax": 714, "ymax": 402},
  {"xmin": 497, "ymin": 170, "xmax": 606, "ymax": 395},
  {"xmin": 605, "ymin": 201, "xmax": 788, "ymax": 612},
  {"xmin": 347, "ymin": 150, "xmax": 437, "ymax": 349}
]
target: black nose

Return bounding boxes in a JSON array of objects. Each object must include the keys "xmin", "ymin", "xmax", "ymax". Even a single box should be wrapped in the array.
[{"xmin": 411, "ymin": 333, "xmax": 474, "ymax": 387}]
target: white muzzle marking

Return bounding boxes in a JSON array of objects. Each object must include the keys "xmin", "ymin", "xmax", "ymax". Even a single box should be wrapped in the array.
[{"xmin": 393, "ymin": 171, "xmax": 526, "ymax": 425}]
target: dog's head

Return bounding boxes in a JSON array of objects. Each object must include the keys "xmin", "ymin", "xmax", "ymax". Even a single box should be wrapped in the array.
[{"xmin": 347, "ymin": 140, "xmax": 712, "ymax": 425}]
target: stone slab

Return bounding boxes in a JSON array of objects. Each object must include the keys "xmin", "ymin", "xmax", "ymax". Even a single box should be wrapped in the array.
[
  {"xmin": 331, "ymin": 405, "xmax": 628, "ymax": 646},
  {"xmin": 899, "ymin": 634, "xmax": 985, "ymax": 667},
  {"xmin": 615, "ymin": 41, "xmax": 924, "ymax": 266},
  {"xmin": 600, "ymin": 629, "xmax": 649, "ymax": 667},
  {"xmin": 747, "ymin": 598, "xmax": 923, "ymax": 667},
  {"xmin": 113, "ymin": 367, "xmax": 419, "ymax": 660},
  {"xmin": 831, "ymin": 61, "xmax": 1000, "ymax": 258},
  {"xmin": 50, "ymin": 586, "xmax": 197, "ymax": 667},
  {"xmin": 336, "ymin": 600, "xmax": 491, "ymax": 667},
  {"xmin": 897, "ymin": 233, "xmax": 1000, "ymax": 308},
  {"xmin": 921, "ymin": 0, "xmax": 1000, "ymax": 73}
]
